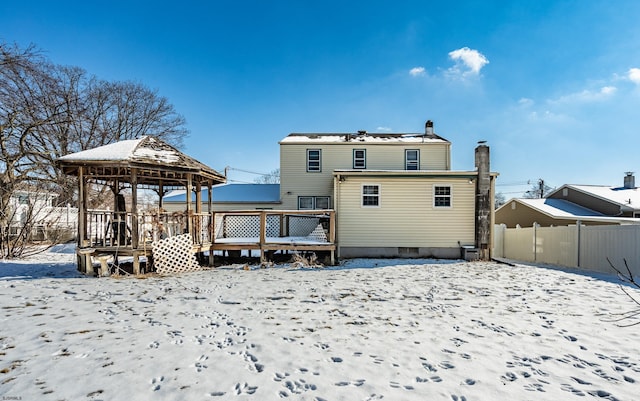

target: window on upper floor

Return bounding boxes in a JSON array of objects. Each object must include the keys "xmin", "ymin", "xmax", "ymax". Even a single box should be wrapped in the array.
[
  {"xmin": 353, "ymin": 149, "xmax": 366, "ymax": 169},
  {"xmin": 405, "ymin": 149, "xmax": 419, "ymax": 170},
  {"xmin": 307, "ymin": 149, "xmax": 321, "ymax": 172},
  {"xmin": 434, "ymin": 185, "xmax": 452, "ymax": 208},
  {"xmin": 362, "ymin": 184, "xmax": 380, "ymax": 207}
]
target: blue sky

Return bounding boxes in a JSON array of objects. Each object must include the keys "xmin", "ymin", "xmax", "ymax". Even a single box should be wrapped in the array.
[{"xmin": 3, "ymin": 1, "xmax": 640, "ymax": 196}]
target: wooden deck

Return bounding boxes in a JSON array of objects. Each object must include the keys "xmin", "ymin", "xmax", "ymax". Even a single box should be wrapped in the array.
[{"xmin": 77, "ymin": 209, "xmax": 336, "ymax": 275}]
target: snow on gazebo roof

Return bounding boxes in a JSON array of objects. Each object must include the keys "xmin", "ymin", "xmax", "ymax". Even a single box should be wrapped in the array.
[{"xmin": 57, "ymin": 136, "xmax": 226, "ymax": 188}]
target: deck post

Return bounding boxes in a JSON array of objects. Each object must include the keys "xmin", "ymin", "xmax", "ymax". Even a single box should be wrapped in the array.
[
  {"xmin": 329, "ymin": 210, "xmax": 336, "ymax": 265},
  {"xmin": 209, "ymin": 210, "xmax": 216, "ymax": 266},
  {"xmin": 260, "ymin": 211, "xmax": 267, "ymax": 263}
]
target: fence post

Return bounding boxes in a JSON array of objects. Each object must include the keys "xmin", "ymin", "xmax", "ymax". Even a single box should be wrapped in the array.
[
  {"xmin": 533, "ymin": 222, "xmax": 538, "ymax": 262},
  {"xmin": 576, "ymin": 220, "xmax": 581, "ymax": 268}
]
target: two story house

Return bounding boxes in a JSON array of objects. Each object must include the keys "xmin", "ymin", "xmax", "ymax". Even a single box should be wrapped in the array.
[{"xmin": 279, "ymin": 121, "xmax": 497, "ymax": 259}]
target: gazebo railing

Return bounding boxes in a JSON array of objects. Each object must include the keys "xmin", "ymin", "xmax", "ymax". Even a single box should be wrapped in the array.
[
  {"xmin": 83, "ymin": 210, "xmax": 213, "ymax": 248},
  {"xmin": 85, "ymin": 209, "xmax": 133, "ymax": 247}
]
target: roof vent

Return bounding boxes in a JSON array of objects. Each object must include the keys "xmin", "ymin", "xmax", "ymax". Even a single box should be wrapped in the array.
[
  {"xmin": 425, "ymin": 120, "xmax": 434, "ymax": 135},
  {"xmin": 357, "ymin": 130, "xmax": 367, "ymax": 135},
  {"xmin": 624, "ymin": 172, "xmax": 635, "ymax": 189}
]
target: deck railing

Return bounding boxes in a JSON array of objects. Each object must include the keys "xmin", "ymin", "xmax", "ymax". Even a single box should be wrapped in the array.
[{"xmin": 82, "ymin": 209, "xmax": 335, "ymax": 251}]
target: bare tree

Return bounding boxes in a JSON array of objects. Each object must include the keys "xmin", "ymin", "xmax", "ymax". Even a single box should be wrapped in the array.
[
  {"xmin": 494, "ymin": 192, "xmax": 506, "ymax": 209},
  {"xmin": 254, "ymin": 168, "xmax": 280, "ymax": 184},
  {"xmin": 1, "ymin": 41, "xmax": 189, "ymax": 257},
  {"xmin": 606, "ymin": 258, "xmax": 640, "ymax": 327},
  {"xmin": 0, "ymin": 43, "xmax": 60, "ymax": 256},
  {"xmin": 523, "ymin": 178, "xmax": 554, "ymax": 199}
]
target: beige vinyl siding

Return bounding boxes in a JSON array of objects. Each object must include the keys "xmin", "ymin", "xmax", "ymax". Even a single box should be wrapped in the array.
[
  {"xmin": 280, "ymin": 144, "xmax": 336, "ymax": 209},
  {"xmin": 336, "ymin": 176, "xmax": 475, "ymax": 247},
  {"xmin": 280, "ymin": 142, "xmax": 450, "ymax": 209},
  {"xmin": 162, "ymin": 202, "xmax": 280, "ymax": 213}
]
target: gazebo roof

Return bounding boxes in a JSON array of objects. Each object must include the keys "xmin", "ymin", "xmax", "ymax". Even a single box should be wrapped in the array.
[{"xmin": 57, "ymin": 136, "xmax": 226, "ymax": 188}]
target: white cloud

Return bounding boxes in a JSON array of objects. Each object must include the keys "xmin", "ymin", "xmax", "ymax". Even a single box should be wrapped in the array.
[
  {"xmin": 447, "ymin": 47, "xmax": 489, "ymax": 77},
  {"xmin": 518, "ymin": 98, "xmax": 534, "ymax": 107},
  {"xmin": 550, "ymin": 86, "xmax": 617, "ymax": 104},
  {"xmin": 600, "ymin": 86, "xmax": 617, "ymax": 95},
  {"xmin": 376, "ymin": 126, "xmax": 392, "ymax": 132},
  {"xmin": 629, "ymin": 68, "xmax": 640, "ymax": 84},
  {"xmin": 409, "ymin": 66, "xmax": 426, "ymax": 77}
]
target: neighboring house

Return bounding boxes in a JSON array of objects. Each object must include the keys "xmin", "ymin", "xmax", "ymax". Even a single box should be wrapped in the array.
[
  {"xmin": 496, "ymin": 173, "xmax": 640, "ymax": 228},
  {"xmin": 495, "ymin": 198, "xmax": 640, "ymax": 228},
  {"xmin": 547, "ymin": 173, "xmax": 640, "ymax": 218},
  {"xmin": 280, "ymin": 120, "xmax": 498, "ymax": 259},
  {"xmin": 162, "ymin": 183, "xmax": 281, "ymax": 212},
  {"xmin": 5, "ymin": 189, "xmax": 77, "ymax": 241}
]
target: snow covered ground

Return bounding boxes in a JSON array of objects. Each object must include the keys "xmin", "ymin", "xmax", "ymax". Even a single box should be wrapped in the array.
[{"xmin": 1, "ymin": 246, "xmax": 639, "ymax": 401}]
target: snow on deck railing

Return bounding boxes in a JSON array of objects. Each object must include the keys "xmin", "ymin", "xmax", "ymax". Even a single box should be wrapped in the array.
[{"xmin": 82, "ymin": 209, "xmax": 334, "ymax": 249}]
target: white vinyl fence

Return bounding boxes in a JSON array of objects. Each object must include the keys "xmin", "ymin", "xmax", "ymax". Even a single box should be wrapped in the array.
[{"xmin": 493, "ymin": 224, "xmax": 640, "ymax": 277}]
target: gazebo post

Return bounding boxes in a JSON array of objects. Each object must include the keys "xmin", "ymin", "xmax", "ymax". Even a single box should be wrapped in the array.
[
  {"xmin": 194, "ymin": 181, "xmax": 202, "ymax": 262},
  {"xmin": 131, "ymin": 168, "xmax": 140, "ymax": 274},
  {"xmin": 158, "ymin": 180, "xmax": 164, "ymax": 209},
  {"xmin": 208, "ymin": 180, "xmax": 214, "ymax": 266},
  {"xmin": 186, "ymin": 173, "xmax": 193, "ymax": 236},
  {"xmin": 77, "ymin": 167, "xmax": 91, "ymax": 273}
]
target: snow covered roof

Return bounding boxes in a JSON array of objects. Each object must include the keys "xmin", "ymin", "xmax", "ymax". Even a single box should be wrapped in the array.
[
  {"xmin": 554, "ymin": 184, "xmax": 640, "ymax": 211},
  {"xmin": 279, "ymin": 132, "xmax": 449, "ymax": 144},
  {"xmin": 57, "ymin": 136, "xmax": 226, "ymax": 188},
  {"xmin": 164, "ymin": 184, "xmax": 280, "ymax": 203},
  {"xmin": 501, "ymin": 198, "xmax": 640, "ymax": 224},
  {"xmin": 515, "ymin": 198, "xmax": 605, "ymax": 218}
]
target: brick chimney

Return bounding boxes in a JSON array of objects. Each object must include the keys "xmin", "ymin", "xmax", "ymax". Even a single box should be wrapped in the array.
[
  {"xmin": 425, "ymin": 120, "xmax": 434, "ymax": 135},
  {"xmin": 624, "ymin": 172, "xmax": 635, "ymax": 189},
  {"xmin": 475, "ymin": 142, "xmax": 491, "ymax": 260}
]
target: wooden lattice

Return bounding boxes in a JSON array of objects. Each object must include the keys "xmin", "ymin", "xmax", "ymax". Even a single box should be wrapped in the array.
[
  {"xmin": 288, "ymin": 216, "xmax": 320, "ymax": 237},
  {"xmin": 152, "ymin": 234, "xmax": 200, "ymax": 275},
  {"xmin": 308, "ymin": 223, "xmax": 328, "ymax": 242},
  {"xmin": 222, "ymin": 215, "xmax": 280, "ymax": 238}
]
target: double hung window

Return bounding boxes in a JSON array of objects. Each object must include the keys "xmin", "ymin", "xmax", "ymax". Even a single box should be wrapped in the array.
[
  {"xmin": 353, "ymin": 149, "xmax": 366, "ymax": 169},
  {"xmin": 434, "ymin": 185, "xmax": 452, "ymax": 207},
  {"xmin": 307, "ymin": 149, "xmax": 321, "ymax": 172},
  {"xmin": 405, "ymin": 149, "xmax": 419, "ymax": 170},
  {"xmin": 362, "ymin": 184, "xmax": 380, "ymax": 207}
]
